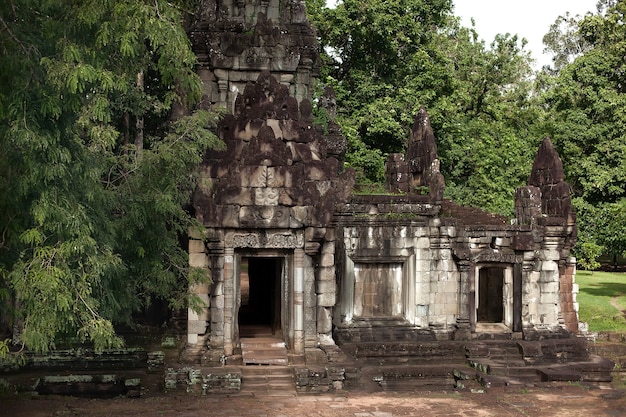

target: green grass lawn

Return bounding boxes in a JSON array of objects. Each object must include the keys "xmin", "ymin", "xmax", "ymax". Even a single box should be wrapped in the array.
[{"xmin": 576, "ymin": 270, "xmax": 626, "ymax": 332}]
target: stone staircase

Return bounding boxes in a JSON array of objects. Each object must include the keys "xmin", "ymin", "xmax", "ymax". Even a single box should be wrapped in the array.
[
  {"xmin": 239, "ymin": 365, "xmax": 295, "ymax": 396},
  {"xmin": 460, "ymin": 339, "xmax": 614, "ymax": 389},
  {"xmin": 336, "ymin": 337, "xmax": 614, "ymax": 392},
  {"xmin": 241, "ymin": 337, "xmax": 288, "ymax": 365},
  {"xmin": 341, "ymin": 341, "xmax": 468, "ymax": 391}
]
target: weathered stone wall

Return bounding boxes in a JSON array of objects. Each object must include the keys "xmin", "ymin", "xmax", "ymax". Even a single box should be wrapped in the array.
[
  {"xmin": 190, "ymin": 0, "xmax": 319, "ymax": 112},
  {"xmin": 334, "ymin": 199, "xmax": 462, "ymax": 341}
]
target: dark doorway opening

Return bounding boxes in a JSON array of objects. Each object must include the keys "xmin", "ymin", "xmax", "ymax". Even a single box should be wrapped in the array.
[
  {"xmin": 477, "ymin": 267, "xmax": 504, "ymax": 323},
  {"xmin": 238, "ymin": 257, "xmax": 282, "ymax": 337}
]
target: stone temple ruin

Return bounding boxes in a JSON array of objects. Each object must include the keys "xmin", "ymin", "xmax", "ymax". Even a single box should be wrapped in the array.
[{"xmin": 180, "ymin": 0, "xmax": 612, "ymax": 391}]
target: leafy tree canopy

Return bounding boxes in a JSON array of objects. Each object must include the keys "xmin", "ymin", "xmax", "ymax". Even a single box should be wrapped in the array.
[
  {"xmin": 542, "ymin": 0, "xmax": 626, "ymax": 204},
  {"xmin": 308, "ymin": 1, "xmax": 540, "ymax": 214},
  {"xmin": 0, "ymin": 0, "xmax": 222, "ymax": 351}
]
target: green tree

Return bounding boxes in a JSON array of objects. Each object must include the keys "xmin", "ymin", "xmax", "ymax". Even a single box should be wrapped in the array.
[
  {"xmin": 0, "ymin": 0, "xmax": 222, "ymax": 351},
  {"xmin": 434, "ymin": 21, "xmax": 541, "ymax": 214},
  {"xmin": 308, "ymin": 1, "xmax": 541, "ymax": 214},
  {"xmin": 542, "ymin": 0, "xmax": 626, "ymax": 261}
]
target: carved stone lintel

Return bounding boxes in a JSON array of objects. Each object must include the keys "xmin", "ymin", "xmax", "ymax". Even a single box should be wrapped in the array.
[
  {"xmin": 227, "ymin": 231, "xmax": 304, "ymax": 248},
  {"xmin": 231, "ymin": 233, "xmax": 260, "ymax": 248}
]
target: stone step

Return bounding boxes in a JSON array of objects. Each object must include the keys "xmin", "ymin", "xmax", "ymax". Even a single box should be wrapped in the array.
[
  {"xmin": 240, "ymin": 365, "xmax": 295, "ymax": 395},
  {"xmin": 379, "ymin": 377, "xmax": 455, "ymax": 392},
  {"xmin": 477, "ymin": 373, "xmax": 536, "ymax": 388},
  {"xmin": 468, "ymin": 358, "xmax": 538, "ymax": 377},
  {"xmin": 241, "ymin": 337, "xmax": 288, "ymax": 366},
  {"xmin": 538, "ymin": 367, "xmax": 583, "ymax": 382}
]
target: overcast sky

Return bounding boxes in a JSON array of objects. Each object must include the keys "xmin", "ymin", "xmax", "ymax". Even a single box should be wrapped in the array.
[{"xmin": 452, "ymin": 0, "xmax": 598, "ymax": 69}]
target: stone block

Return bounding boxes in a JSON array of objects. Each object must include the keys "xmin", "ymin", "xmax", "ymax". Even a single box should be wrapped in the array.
[
  {"xmin": 317, "ymin": 292, "xmax": 336, "ymax": 307},
  {"xmin": 188, "ymin": 320, "xmax": 208, "ymax": 335},
  {"xmin": 214, "ymin": 69, "xmax": 229, "ymax": 80},
  {"xmin": 241, "ymin": 166, "xmax": 268, "ymax": 187},
  {"xmin": 315, "ymin": 280, "xmax": 336, "ymax": 295},
  {"xmin": 187, "ymin": 333, "xmax": 198, "ymax": 345},
  {"xmin": 540, "ymin": 292, "xmax": 559, "ymax": 304},
  {"xmin": 210, "ymin": 307, "xmax": 224, "ymax": 324},
  {"xmin": 194, "ymin": 293, "xmax": 210, "ymax": 306},
  {"xmin": 268, "ymin": 166, "xmax": 292, "ymax": 188},
  {"xmin": 437, "ymin": 280, "xmax": 458, "ymax": 294},
  {"xmin": 537, "ymin": 303, "xmax": 557, "ymax": 316},
  {"xmin": 541, "ymin": 261, "xmax": 559, "ymax": 275},
  {"xmin": 290, "ymin": 206, "xmax": 309, "ymax": 223},
  {"xmin": 318, "ymin": 267, "xmax": 335, "ymax": 281},
  {"xmin": 540, "ymin": 281, "xmax": 559, "ymax": 294},
  {"xmin": 415, "ymin": 316, "xmax": 429, "ymax": 328},
  {"xmin": 253, "ymin": 187, "xmax": 279, "ymax": 205},
  {"xmin": 216, "ymin": 205, "xmax": 241, "ymax": 228},
  {"xmin": 213, "ymin": 295, "xmax": 224, "ymax": 309},
  {"xmin": 189, "ymin": 253, "xmax": 209, "ymax": 268},
  {"xmin": 279, "ymin": 189, "xmax": 295, "ymax": 207},
  {"xmin": 188, "ymin": 306, "xmax": 209, "ymax": 322},
  {"xmin": 435, "ymin": 292, "xmax": 457, "ymax": 306},
  {"xmin": 220, "ymin": 188, "xmax": 253, "ymax": 205},
  {"xmin": 317, "ymin": 307, "xmax": 332, "ymax": 334},
  {"xmin": 279, "ymin": 73, "xmax": 294, "ymax": 83},
  {"xmin": 188, "ymin": 239, "xmax": 206, "ymax": 254},
  {"xmin": 239, "ymin": 206, "xmax": 291, "ymax": 228},
  {"xmin": 543, "ymin": 249, "xmax": 562, "ymax": 260},
  {"xmin": 190, "ymin": 283, "xmax": 208, "ymax": 295},
  {"xmin": 320, "ymin": 252, "xmax": 334, "ymax": 267},
  {"xmin": 428, "ymin": 315, "xmax": 446, "ymax": 327}
]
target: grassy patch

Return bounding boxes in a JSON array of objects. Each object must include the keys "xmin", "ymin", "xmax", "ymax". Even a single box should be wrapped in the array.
[{"xmin": 576, "ymin": 270, "xmax": 626, "ymax": 332}]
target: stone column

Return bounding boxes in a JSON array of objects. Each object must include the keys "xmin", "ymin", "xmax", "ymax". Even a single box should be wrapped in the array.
[
  {"xmin": 316, "ymin": 240, "xmax": 336, "ymax": 344},
  {"xmin": 468, "ymin": 264, "xmax": 476, "ymax": 332},
  {"xmin": 414, "ymin": 231, "xmax": 431, "ymax": 328},
  {"xmin": 537, "ymin": 235, "xmax": 561, "ymax": 328},
  {"xmin": 293, "ymin": 248, "xmax": 305, "ymax": 354},
  {"xmin": 559, "ymin": 256, "xmax": 579, "ymax": 333},
  {"xmin": 521, "ymin": 253, "xmax": 538, "ymax": 330},
  {"xmin": 210, "ymin": 255, "xmax": 224, "ymax": 350},
  {"xmin": 222, "ymin": 248, "xmax": 236, "ymax": 356},
  {"xmin": 454, "ymin": 260, "xmax": 471, "ymax": 340}
]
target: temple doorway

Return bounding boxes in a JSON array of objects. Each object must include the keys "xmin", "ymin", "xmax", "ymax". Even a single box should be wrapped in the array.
[
  {"xmin": 477, "ymin": 267, "xmax": 505, "ymax": 323},
  {"xmin": 238, "ymin": 256, "xmax": 283, "ymax": 338}
]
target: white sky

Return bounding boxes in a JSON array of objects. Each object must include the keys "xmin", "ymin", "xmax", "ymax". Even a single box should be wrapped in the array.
[{"xmin": 452, "ymin": 0, "xmax": 598, "ymax": 69}]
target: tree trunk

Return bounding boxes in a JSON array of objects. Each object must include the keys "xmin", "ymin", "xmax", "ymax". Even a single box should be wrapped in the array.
[{"xmin": 135, "ymin": 71, "xmax": 144, "ymax": 157}]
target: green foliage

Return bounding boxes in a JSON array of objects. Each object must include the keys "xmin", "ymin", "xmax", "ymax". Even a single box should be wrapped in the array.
[
  {"xmin": 308, "ymin": 2, "xmax": 540, "ymax": 215},
  {"xmin": 576, "ymin": 271, "xmax": 626, "ymax": 332},
  {"xmin": 577, "ymin": 242, "xmax": 604, "ymax": 271},
  {"xmin": 542, "ymin": 2, "xmax": 626, "ymax": 204},
  {"xmin": 542, "ymin": 2, "xmax": 626, "ymax": 259},
  {"xmin": 0, "ymin": 1, "xmax": 221, "ymax": 352},
  {"xmin": 0, "ymin": 339, "xmax": 8, "ymax": 359}
]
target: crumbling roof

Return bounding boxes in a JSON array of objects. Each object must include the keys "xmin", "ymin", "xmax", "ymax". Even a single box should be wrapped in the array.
[{"xmin": 441, "ymin": 199, "xmax": 510, "ymax": 226}]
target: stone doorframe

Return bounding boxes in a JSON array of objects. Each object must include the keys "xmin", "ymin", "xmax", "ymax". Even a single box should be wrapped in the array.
[
  {"xmin": 217, "ymin": 230, "xmax": 307, "ymax": 358},
  {"xmin": 472, "ymin": 264, "xmax": 514, "ymax": 330}
]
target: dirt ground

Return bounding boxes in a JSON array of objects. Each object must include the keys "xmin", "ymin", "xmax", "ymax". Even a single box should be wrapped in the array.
[{"xmin": 4, "ymin": 383, "xmax": 626, "ymax": 417}]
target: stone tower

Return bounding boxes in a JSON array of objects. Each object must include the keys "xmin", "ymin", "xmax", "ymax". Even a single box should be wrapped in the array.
[{"xmin": 188, "ymin": 0, "xmax": 319, "ymax": 113}]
